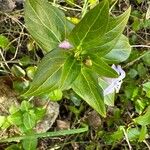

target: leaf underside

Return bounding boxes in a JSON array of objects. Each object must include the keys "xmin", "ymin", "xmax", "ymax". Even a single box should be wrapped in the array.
[{"xmin": 103, "ymin": 35, "xmax": 131, "ymax": 64}]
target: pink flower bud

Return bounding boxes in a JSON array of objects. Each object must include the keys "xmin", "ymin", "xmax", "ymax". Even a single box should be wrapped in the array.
[{"xmin": 59, "ymin": 40, "xmax": 73, "ymax": 49}]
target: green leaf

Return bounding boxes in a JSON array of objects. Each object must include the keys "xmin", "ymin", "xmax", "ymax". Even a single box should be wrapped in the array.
[
  {"xmin": 23, "ymin": 111, "xmax": 36, "ymax": 130},
  {"xmin": 134, "ymin": 106, "xmax": 150, "ymax": 126},
  {"xmin": 131, "ymin": 17, "xmax": 141, "ymax": 31},
  {"xmin": 27, "ymin": 39, "xmax": 35, "ymax": 51},
  {"xmin": 83, "ymin": 6, "xmax": 131, "ymax": 56},
  {"xmin": 23, "ymin": 49, "xmax": 80, "ymax": 97},
  {"xmin": 60, "ymin": 55, "xmax": 81, "ymax": 90},
  {"xmin": 1, "ymin": 121, "xmax": 11, "ymax": 130},
  {"xmin": 49, "ymin": 89, "xmax": 63, "ymax": 101},
  {"xmin": 136, "ymin": 0, "xmax": 143, "ymax": 4},
  {"xmin": 11, "ymin": 65, "xmax": 26, "ymax": 78},
  {"xmin": 102, "ymin": 35, "xmax": 131, "ymax": 63},
  {"xmin": 90, "ymin": 54, "xmax": 118, "ymax": 78},
  {"xmin": 7, "ymin": 111, "xmax": 23, "ymax": 126},
  {"xmin": 68, "ymin": 106, "xmax": 80, "ymax": 117},
  {"xmin": 5, "ymin": 144, "xmax": 21, "ymax": 150},
  {"xmin": 142, "ymin": 52, "xmax": 150, "ymax": 66},
  {"xmin": 139, "ymin": 125, "xmax": 147, "ymax": 142},
  {"xmin": 0, "ymin": 35, "xmax": 10, "ymax": 49},
  {"xmin": 13, "ymin": 80, "xmax": 29, "ymax": 94},
  {"xmin": 19, "ymin": 56, "xmax": 32, "ymax": 66},
  {"xmin": 20, "ymin": 101, "xmax": 32, "ymax": 112},
  {"xmin": 124, "ymin": 83, "xmax": 138, "ymax": 99},
  {"xmin": 88, "ymin": 0, "xmax": 99, "ymax": 8},
  {"xmin": 135, "ymin": 99, "xmax": 146, "ymax": 114},
  {"xmin": 26, "ymin": 66, "xmax": 37, "ymax": 80},
  {"xmin": 25, "ymin": 0, "xmax": 73, "ymax": 52},
  {"xmin": 128, "ymin": 68, "xmax": 138, "ymax": 79},
  {"xmin": 72, "ymin": 67, "xmax": 106, "ymax": 117},
  {"xmin": 65, "ymin": 0, "xmax": 75, "ymax": 5},
  {"xmin": 34, "ymin": 108, "xmax": 46, "ymax": 121},
  {"xmin": 69, "ymin": 0, "xmax": 109, "ymax": 50},
  {"xmin": 110, "ymin": 126, "xmax": 124, "ymax": 142},
  {"xmin": 19, "ymin": 124, "xmax": 29, "ymax": 133},
  {"xmin": 13, "ymin": 80, "xmax": 29, "ymax": 93},
  {"xmin": 22, "ymin": 137, "xmax": 38, "ymax": 150},
  {"xmin": 143, "ymin": 81, "xmax": 150, "ymax": 98},
  {"xmin": 127, "ymin": 127, "xmax": 140, "ymax": 141},
  {"xmin": 137, "ymin": 63, "xmax": 147, "ymax": 77},
  {"xmin": 23, "ymin": 49, "xmax": 68, "ymax": 96}
]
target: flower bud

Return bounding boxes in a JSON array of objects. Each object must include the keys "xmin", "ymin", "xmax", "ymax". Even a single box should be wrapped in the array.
[
  {"xmin": 84, "ymin": 58, "xmax": 92, "ymax": 67},
  {"xmin": 59, "ymin": 40, "xmax": 73, "ymax": 49}
]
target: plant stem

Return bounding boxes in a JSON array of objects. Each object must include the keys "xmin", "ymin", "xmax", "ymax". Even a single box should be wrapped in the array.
[
  {"xmin": 131, "ymin": 45, "xmax": 150, "ymax": 48},
  {"xmin": 143, "ymin": 140, "xmax": 150, "ymax": 150},
  {"xmin": 81, "ymin": 0, "xmax": 88, "ymax": 18},
  {"xmin": 122, "ymin": 128, "xmax": 132, "ymax": 150},
  {"xmin": 123, "ymin": 51, "xmax": 150, "ymax": 68}
]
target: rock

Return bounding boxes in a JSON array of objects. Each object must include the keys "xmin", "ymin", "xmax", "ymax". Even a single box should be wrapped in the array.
[
  {"xmin": 87, "ymin": 110, "xmax": 101, "ymax": 129},
  {"xmin": 35, "ymin": 101, "xmax": 59, "ymax": 133},
  {"xmin": 0, "ymin": 77, "xmax": 19, "ymax": 138},
  {"xmin": 56, "ymin": 120, "xmax": 70, "ymax": 130},
  {"xmin": 0, "ymin": 77, "xmax": 18, "ymax": 116}
]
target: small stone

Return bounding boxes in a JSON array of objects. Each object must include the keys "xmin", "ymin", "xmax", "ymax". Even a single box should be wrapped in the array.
[
  {"xmin": 87, "ymin": 110, "xmax": 101, "ymax": 129},
  {"xmin": 57, "ymin": 120, "xmax": 70, "ymax": 130},
  {"xmin": 35, "ymin": 101, "xmax": 59, "ymax": 133}
]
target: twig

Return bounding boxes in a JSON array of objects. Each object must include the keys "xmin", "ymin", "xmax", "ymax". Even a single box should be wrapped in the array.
[
  {"xmin": 50, "ymin": 1, "xmax": 82, "ymax": 9},
  {"xmin": 11, "ymin": 27, "xmax": 24, "ymax": 61},
  {"xmin": 81, "ymin": 0, "xmax": 88, "ymax": 18},
  {"xmin": 0, "ymin": 69, "xmax": 11, "ymax": 74},
  {"xmin": 109, "ymin": 0, "xmax": 118, "ymax": 13},
  {"xmin": 0, "ymin": 60, "xmax": 19, "ymax": 64},
  {"xmin": 62, "ymin": 6, "xmax": 81, "ymax": 12},
  {"xmin": 131, "ymin": 45, "xmax": 150, "ymax": 48},
  {"xmin": 123, "ymin": 51, "xmax": 150, "ymax": 68},
  {"xmin": 143, "ymin": 140, "xmax": 150, "ymax": 150},
  {"xmin": 122, "ymin": 128, "xmax": 132, "ymax": 150},
  {"xmin": 0, "ymin": 49, "xmax": 10, "ymax": 70}
]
